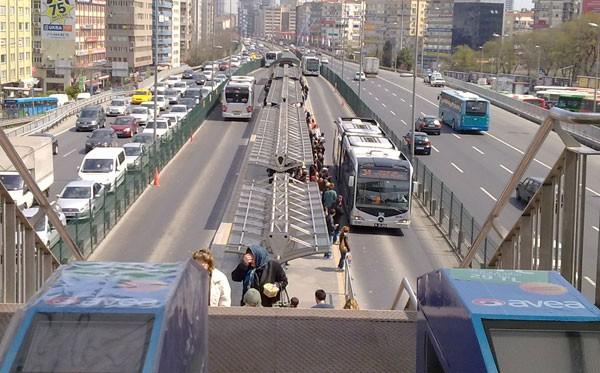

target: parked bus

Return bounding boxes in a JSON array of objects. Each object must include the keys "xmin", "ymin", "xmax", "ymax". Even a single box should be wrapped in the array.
[
  {"xmin": 333, "ymin": 117, "xmax": 413, "ymax": 229},
  {"xmin": 507, "ymin": 94, "xmax": 549, "ymax": 109},
  {"xmin": 302, "ymin": 56, "xmax": 320, "ymax": 76},
  {"xmin": 265, "ymin": 51, "xmax": 281, "ymax": 67},
  {"xmin": 535, "ymin": 90, "xmax": 565, "ymax": 108},
  {"xmin": 2, "ymin": 97, "xmax": 58, "ymax": 119},
  {"xmin": 555, "ymin": 91, "xmax": 592, "ymax": 112},
  {"xmin": 438, "ymin": 90, "xmax": 490, "ymax": 132},
  {"xmin": 222, "ymin": 77, "xmax": 254, "ymax": 120}
]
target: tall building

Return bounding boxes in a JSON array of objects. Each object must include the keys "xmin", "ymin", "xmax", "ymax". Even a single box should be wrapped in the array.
[
  {"xmin": 364, "ymin": 0, "xmax": 386, "ymax": 57},
  {"xmin": 424, "ymin": 0, "xmax": 454, "ymax": 69},
  {"xmin": 504, "ymin": 9, "xmax": 534, "ymax": 35},
  {"xmin": 533, "ymin": 0, "xmax": 580, "ymax": 28},
  {"xmin": 106, "ymin": 0, "xmax": 153, "ymax": 77},
  {"xmin": 33, "ymin": 0, "xmax": 108, "ymax": 92},
  {"xmin": 505, "ymin": 0, "xmax": 513, "ymax": 11},
  {"xmin": 180, "ymin": 0, "xmax": 192, "ymax": 61},
  {"xmin": 451, "ymin": 0, "xmax": 504, "ymax": 50},
  {"xmin": 154, "ymin": 0, "xmax": 181, "ymax": 68},
  {"xmin": 239, "ymin": 0, "xmax": 259, "ymax": 37},
  {"xmin": 0, "ymin": 0, "xmax": 33, "ymax": 88},
  {"xmin": 200, "ymin": 0, "xmax": 215, "ymax": 45}
]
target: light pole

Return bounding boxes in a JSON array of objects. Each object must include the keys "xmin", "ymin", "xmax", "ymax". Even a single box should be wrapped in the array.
[
  {"xmin": 341, "ymin": 16, "xmax": 346, "ymax": 80},
  {"xmin": 535, "ymin": 44, "xmax": 541, "ymax": 82},
  {"xmin": 408, "ymin": 0, "xmax": 421, "ymax": 219},
  {"xmin": 479, "ymin": 46, "xmax": 483, "ymax": 73},
  {"xmin": 358, "ymin": 3, "xmax": 364, "ymax": 102},
  {"xmin": 434, "ymin": 7, "xmax": 440, "ymax": 70},
  {"xmin": 153, "ymin": 0, "xmax": 159, "ymax": 141},
  {"xmin": 589, "ymin": 22, "xmax": 600, "ymax": 113}
]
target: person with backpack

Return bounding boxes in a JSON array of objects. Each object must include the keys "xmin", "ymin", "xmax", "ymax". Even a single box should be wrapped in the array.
[{"xmin": 337, "ymin": 226, "xmax": 351, "ymax": 270}]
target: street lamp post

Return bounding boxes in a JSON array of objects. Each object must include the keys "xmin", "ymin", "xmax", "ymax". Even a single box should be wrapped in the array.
[
  {"xmin": 535, "ymin": 44, "xmax": 541, "ymax": 83},
  {"xmin": 434, "ymin": 7, "xmax": 440, "ymax": 70},
  {"xmin": 479, "ymin": 46, "xmax": 483, "ymax": 73},
  {"xmin": 153, "ymin": 0, "xmax": 159, "ymax": 141},
  {"xmin": 358, "ymin": 4, "xmax": 364, "ymax": 102},
  {"xmin": 589, "ymin": 22, "xmax": 600, "ymax": 113},
  {"xmin": 341, "ymin": 16, "xmax": 346, "ymax": 81}
]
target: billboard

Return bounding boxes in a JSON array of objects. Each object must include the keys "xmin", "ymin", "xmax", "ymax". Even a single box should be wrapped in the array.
[
  {"xmin": 583, "ymin": 0, "xmax": 600, "ymax": 13},
  {"xmin": 41, "ymin": 0, "xmax": 75, "ymax": 40}
]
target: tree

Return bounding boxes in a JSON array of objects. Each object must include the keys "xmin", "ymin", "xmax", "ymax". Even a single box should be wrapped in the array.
[
  {"xmin": 65, "ymin": 85, "xmax": 80, "ymax": 100},
  {"xmin": 397, "ymin": 48, "xmax": 412, "ymax": 71},
  {"xmin": 382, "ymin": 40, "xmax": 394, "ymax": 67},
  {"xmin": 451, "ymin": 45, "xmax": 478, "ymax": 72}
]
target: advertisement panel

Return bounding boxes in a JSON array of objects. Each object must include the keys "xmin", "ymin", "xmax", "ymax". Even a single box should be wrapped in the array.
[
  {"xmin": 583, "ymin": 0, "xmax": 600, "ymax": 13},
  {"xmin": 41, "ymin": 0, "xmax": 76, "ymax": 40}
]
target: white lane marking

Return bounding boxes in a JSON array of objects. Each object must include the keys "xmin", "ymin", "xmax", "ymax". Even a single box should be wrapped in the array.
[
  {"xmin": 392, "ymin": 93, "xmax": 398, "ymax": 97},
  {"xmin": 213, "ymin": 222, "xmax": 232, "ymax": 245},
  {"xmin": 390, "ymin": 111, "xmax": 397, "ymax": 116},
  {"xmin": 471, "ymin": 146, "xmax": 484, "ymax": 155},
  {"xmin": 587, "ymin": 187, "xmax": 600, "ymax": 197},
  {"xmin": 484, "ymin": 131, "xmax": 551, "ymax": 169},
  {"xmin": 375, "ymin": 97, "xmax": 379, "ymax": 101},
  {"xmin": 401, "ymin": 119, "xmax": 407, "ymax": 125},
  {"xmin": 384, "ymin": 88, "xmax": 389, "ymax": 92},
  {"xmin": 400, "ymin": 98, "xmax": 406, "ymax": 102},
  {"xmin": 377, "ymin": 84, "xmax": 382, "ymax": 88},
  {"xmin": 431, "ymin": 145, "xmax": 440, "ymax": 153},
  {"xmin": 409, "ymin": 104, "xmax": 413, "ymax": 107},
  {"xmin": 585, "ymin": 276, "xmax": 596, "ymax": 287},
  {"xmin": 381, "ymin": 103, "xmax": 387, "ymax": 108},
  {"xmin": 378, "ymin": 75, "xmax": 438, "ymax": 106},
  {"xmin": 63, "ymin": 148, "xmax": 76, "ymax": 158},
  {"xmin": 452, "ymin": 134, "xmax": 462, "ymax": 139},
  {"xmin": 500, "ymin": 164, "xmax": 514, "ymax": 174},
  {"xmin": 450, "ymin": 162, "xmax": 464, "ymax": 173},
  {"xmin": 593, "ymin": 226, "xmax": 599, "ymax": 232},
  {"xmin": 480, "ymin": 187, "xmax": 498, "ymax": 201},
  {"xmin": 368, "ymin": 91, "xmax": 373, "ymax": 96}
]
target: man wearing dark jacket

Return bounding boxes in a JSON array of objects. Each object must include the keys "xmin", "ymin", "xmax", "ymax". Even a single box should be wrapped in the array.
[{"xmin": 232, "ymin": 245, "xmax": 288, "ymax": 307}]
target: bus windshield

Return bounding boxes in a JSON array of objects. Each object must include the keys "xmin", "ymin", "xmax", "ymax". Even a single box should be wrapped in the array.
[
  {"xmin": 465, "ymin": 101, "xmax": 487, "ymax": 115},
  {"xmin": 306, "ymin": 59, "xmax": 319, "ymax": 71},
  {"xmin": 225, "ymin": 87, "xmax": 249, "ymax": 103},
  {"xmin": 355, "ymin": 169, "xmax": 410, "ymax": 214},
  {"xmin": 266, "ymin": 52, "xmax": 277, "ymax": 60}
]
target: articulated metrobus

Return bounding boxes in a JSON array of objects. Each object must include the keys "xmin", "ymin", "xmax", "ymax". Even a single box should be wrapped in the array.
[
  {"xmin": 438, "ymin": 89, "xmax": 490, "ymax": 132},
  {"xmin": 302, "ymin": 56, "xmax": 320, "ymax": 76},
  {"xmin": 265, "ymin": 51, "xmax": 281, "ymax": 67},
  {"xmin": 222, "ymin": 76, "xmax": 254, "ymax": 120},
  {"xmin": 333, "ymin": 117, "xmax": 413, "ymax": 229}
]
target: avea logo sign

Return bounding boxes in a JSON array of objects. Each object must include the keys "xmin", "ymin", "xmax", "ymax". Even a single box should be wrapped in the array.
[{"xmin": 472, "ymin": 298, "xmax": 585, "ymax": 309}]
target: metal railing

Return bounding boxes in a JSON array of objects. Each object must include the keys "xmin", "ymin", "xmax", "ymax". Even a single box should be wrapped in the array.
[
  {"xmin": 390, "ymin": 277, "xmax": 418, "ymax": 311},
  {"xmin": 343, "ymin": 257, "xmax": 357, "ymax": 304}
]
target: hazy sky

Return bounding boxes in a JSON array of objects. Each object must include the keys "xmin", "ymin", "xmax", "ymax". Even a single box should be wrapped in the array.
[{"xmin": 513, "ymin": 0, "xmax": 534, "ymax": 10}]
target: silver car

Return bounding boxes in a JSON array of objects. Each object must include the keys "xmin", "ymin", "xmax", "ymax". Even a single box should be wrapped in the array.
[{"xmin": 57, "ymin": 180, "xmax": 105, "ymax": 219}]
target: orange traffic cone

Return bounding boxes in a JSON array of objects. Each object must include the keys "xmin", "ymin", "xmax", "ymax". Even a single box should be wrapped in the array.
[{"xmin": 153, "ymin": 168, "xmax": 160, "ymax": 187}]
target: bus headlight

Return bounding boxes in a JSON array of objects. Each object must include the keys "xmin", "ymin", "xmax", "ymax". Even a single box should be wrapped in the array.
[{"xmin": 353, "ymin": 215, "xmax": 364, "ymax": 221}]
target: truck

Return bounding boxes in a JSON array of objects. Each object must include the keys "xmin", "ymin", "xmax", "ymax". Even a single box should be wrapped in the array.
[
  {"xmin": 0, "ymin": 136, "xmax": 54, "ymax": 208},
  {"xmin": 364, "ymin": 57, "xmax": 380, "ymax": 76}
]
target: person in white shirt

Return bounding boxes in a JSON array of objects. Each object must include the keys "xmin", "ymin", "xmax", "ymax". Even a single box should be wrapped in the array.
[{"xmin": 193, "ymin": 249, "xmax": 231, "ymax": 307}]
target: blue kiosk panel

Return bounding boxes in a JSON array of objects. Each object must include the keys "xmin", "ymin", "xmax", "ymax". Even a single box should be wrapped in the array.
[
  {"xmin": 417, "ymin": 269, "xmax": 600, "ymax": 373},
  {"xmin": 0, "ymin": 260, "xmax": 208, "ymax": 373}
]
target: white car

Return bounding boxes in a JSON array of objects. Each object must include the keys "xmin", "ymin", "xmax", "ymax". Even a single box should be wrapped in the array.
[
  {"xmin": 106, "ymin": 97, "xmax": 129, "ymax": 116},
  {"xmin": 172, "ymin": 81, "xmax": 188, "ymax": 95},
  {"xmin": 167, "ymin": 105, "xmax": 190, "ymax": 121},
  {"xmin": 160, "ymin": 114, "xmax": 180, "ymax": 128},
  {"xmin": 129, "ymin": 106, "xmax": 150, "ymax": 125},
  {"xmin": 122, "ymin": 142, "xmax": 147, "ymax": 170},
  {"xmin": 320, "ymin": 57, "xmax": 329, "ymax": 64},
  {"xmin": 201, "ymin": 86, "xmax": 214, "ymax": 98},
  {"xmin": 140, "ymin": 101, "xmax": 161, "ymax": 118},
  {"xmin": 23, "ymin": 206, "xmax": 66, "ymax": 247},
  {"xmin": 155, "ymin": 95, "xmax": 169, "ymax": 111},
  {"xmin": 354, "ymin": 71, "xmax": 366, "ymax": 81},
  {"xmin": 56, "ymin": 180, "xmax": 105, "ymax": 220},
  {"xmin": 143, "ymin": 119, "xmax": 172, "ymax": 138},
  {"xmin": 230, "ymin": 60, "xmax": 241, "ymax": 68},
  {"xmin": 166, "ymin": 75, "xmax": 180, "ymax": 85},
  {"xmin": 153, "ymin": 82, "xmax": 167, "ymax": 95},
  {"xmin": 203, "ymin": 70, "xmax": 214, "ymax": 81}
]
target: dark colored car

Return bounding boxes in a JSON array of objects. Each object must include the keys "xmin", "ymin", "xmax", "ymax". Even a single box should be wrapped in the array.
[
  {"xmin": 111, "ymin": 116, "xmax": 140, "ymax": 138},
  {"xmin": 132, "ymin": 132, "xmax": 156, "ymax": 145},
  {"xmin": 516, "ymin": 176, "xmax": 543, "ymax": 204},
  {"xmin": 182, "ymin": 69, "xmax": 195, "ymax": 79},
  {"xmin": 403, "ymin": 131, "xmax": 432, "ymax": 155},
  {"xmin": 76, "ymin": 105, "xmax": 106, "ymax": 131},
  {"xmin": 415, "ymin": 114, "xmax": 442, "ymax": 135},
  {"xmin": 192, "ymin": 74, "xmax": 206, "ymax": 86},
  {"xmin": 219, "ymin": 61, "xmax": 229, "ymax": 71},
  {"xmin": 183, "ymin": 87, "xmax": 202, "ymax": 100},
  {"xmin": 178, "ymin": 97, "xmax": 197, "ymax": 110},
  {"xmin": 85, "ymin": 128, "xmax": 117, "ymax": 152},
  {"xmin": 30, "ymin": 132, "xmax": 58, "ymax": 155}
]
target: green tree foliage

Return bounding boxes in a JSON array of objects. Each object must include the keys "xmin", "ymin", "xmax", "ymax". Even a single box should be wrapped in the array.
[
  {"xmin": 397, "ymin": 48, "xmax": 412, "ymax": 71},
  {"xmin": 451, "ymin": 45, "xmax": 478, "ymax": 72},
  {"xmin": 65, "ymin": 85, "xmax": 80, "ymax": 100}
]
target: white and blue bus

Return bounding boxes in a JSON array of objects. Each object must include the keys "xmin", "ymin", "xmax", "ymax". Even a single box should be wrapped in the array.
[
  {"xmin": 438, "ymin": 89, "xmax": 490, "ymax": 132},
  {"xmin": 302, "ymin": 56, "xmax": 320, "ymax": 76},
  {"xmin": 333, "ymin": 117, "xmax": 413, "ymax": 229}
]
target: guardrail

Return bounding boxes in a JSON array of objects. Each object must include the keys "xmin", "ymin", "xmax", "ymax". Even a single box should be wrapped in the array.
[
  {"xmin": 50, "ymin": 60, "xmax": 263, "ymax": 262},
  {"xmin": 6, "ymin": 65, "xmax": 194, "ymax": 138},
  {"xmin": 443, "ymin": 75, "xmax": 600, "ymax": 149}
]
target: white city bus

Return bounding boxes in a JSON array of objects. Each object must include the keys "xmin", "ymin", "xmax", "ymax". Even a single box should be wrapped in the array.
[
  {"xmin": 333, "ymin": 117, "xmax": 413, "ymax": 229},
  {"xmin": 302, "ymin": 56, "xmax": 320, "ymax": 76},
  {"xmin": 265, "ymin": 51, "xmax": 281, "ymax": 67},
  {"xmin": 222, "ymin": 77, "xmax": 254, "ymax": 120}
]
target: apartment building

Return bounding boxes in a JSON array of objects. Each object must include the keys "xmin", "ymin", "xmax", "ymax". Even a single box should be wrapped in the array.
[
  {"xmin": 154, "ymin": 0, "xmax": 181, "ymax": 68},
  {"xmin": 0, "ymin": 0, "xmax": 32, "ymax": 88},
  {"xmin": 180, "ymin": 0, "xmax": 191, "ymax": 61},
  {"xmin": 424, "ymin": 0, "xmax": 454, "ymax": 69},
  {"xmin": 533, "ymin": 0, "xmax": 580, "ymax": 28}
]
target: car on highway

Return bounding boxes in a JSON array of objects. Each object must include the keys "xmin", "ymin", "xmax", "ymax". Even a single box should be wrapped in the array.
[
  {"xmin": 78, "ymin": 147, "xmax": 127, "ymax": 192},
  {"xmin": 320, "ymin": 57, "xmax": 329, "ymax": 64},
  {"xmin": 230, "ymin": 60, "xmax": 241, "ymax": 68},
  {"xmin": 131, "ymin": 89, "xmax": 153, "ymax": 104},
  {"xmin": 166, "ymin": 75, "xmax": 180, "ymax": 85},
  {"xmin": 168, "ymin": 105, "xmax": 190, "ymax": 121},
  {"xmin": 111, "ymin": 116, "xmax": 140, "ymax": 138},
  {"xmin": 183, "ymin": 87, "xmax": 202, "ymax": 100},
  {"xmin": 140, "ymin": 101, "xmax": 160, "ymax": 118},
  {"xmin": 143, "ymin": 119, "xmax": 172, "ymax": 138},
  {"xmin": 160, "ymin": 113, "xmax": 180, "ymax": 128},
  {"xmin": 202, "ymin": 70, "xmax": 214, "ymax": 81},
  {"xmin": 106, "ymin": 97, "xmax": 129, "ymax": 116},
  {"xmin": 215, "ymin": 73, "xmax": 228, "ymax": 83},
  {"xmin": 403, "ymin": 131, "xmax": 432, "ymax": 155},
  {"xmin": 85, "ymin": 128, "xmax": 118, "ymax": 153},
  {"xmin": 193, "ymin": 74, "xmax": 206, "ymax": 85},
  {"xmin": 56, "ymin": 180, "xmax": 105, "ymax": 220},
  {"xmin": 164, "ymin": 89, "xmax": 182, "ymax": 104},
  {"xmin": 155, "ymin": 95, "xmax": 169, "ymax": 111},
  {"xmin": 182, "ymin": 69, "xmax": 195, "ymax": 79},
  {"xmin": 132, "ymin": 132, "xmax": 156, "ymax": 145},
  {"xmin": 354, "ymin": 71, "xmax": 366, "ymax": 81},
  {"xmin": 153, "ymin": 82, "xmax": 167, "ymax": 95},
  {"xmin": 219, "ymin": 61, "xmax": 229, "ymax": 71},
  {"xmin": 516, "ymin": 176, "xmax": 543, "ymax": 204},
  {"xmin": 29, "ymin": 132, "xmax": 58, "ymax": 155},
  {"xmin": 172, "ymin": 81, "xmax": 188, "ymax": 95},
  {"xmin": 178, "ymin": 97, "xmax": 198, "ymax": 110},
  {"xmin": 415, "ymin": 114, "xmax": 442, "ymax": 135},
  {"xmin": 76, "ymin": 105, "xmax": 106, "ymax": 131},
  {"xmin": 130, "ymin": 106, "xmax": 150, "ymax": 125},
  {"xmin": 123, "ymin": 142, "xmax": 148, "ymax": 171},
  {"xmin": 23, "ymin": 206, "xmax": 66, "ymax": 247}
]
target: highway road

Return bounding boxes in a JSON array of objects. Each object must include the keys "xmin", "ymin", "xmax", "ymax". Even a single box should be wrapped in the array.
[
  {"xmin": 326, "ymin": 57, "xmax": 600, "ymax": 299},
  {"xmin": 306, "ymin": 74, "xmax": 458, "ymax": 310}
]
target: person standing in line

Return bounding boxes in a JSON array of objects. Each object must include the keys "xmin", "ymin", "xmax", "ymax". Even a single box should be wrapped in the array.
[
  {"xmin": 231, "ymin": 245, "xmax": 288, "ymax": 307},
  {"xmin": 243, "ymin": 288, "xmax": 262, "ymax": 307},
  {"xmin": 193, "ymin": 249, "xmax": 231, "ymax": 307},
  {"xmin": 325, "ymin": 208, "xmax": 337, "ymax": 258},
  {"xmin": 311, "ymin": 289, "xmax": 334, "ymax": 308},
  {"xmin": 337, "ymin": 226, "xmax": 351, "ymax": 271},
  {"xmin": 322, "ymin": 183, "xmax": 338, "ymax": 210},
  {"xmin": 333, "ymin": 195, "xmax": 345, "ymax": 244}
]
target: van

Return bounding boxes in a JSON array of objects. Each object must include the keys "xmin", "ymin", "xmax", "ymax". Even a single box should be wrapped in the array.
[
  {"xmin": 48, "ymin": 94, "xmax": 70, "ymax": 107},
  {"xmin": 76, "ymin": 105, "xmax": 106, "ymax": 131},
  {"xmin": 77, "ymin": 147, "xmax": 127, "ymax": 192},
  {"xmin": 76, "ymin": 92, "xmax": 92, "ymax": 101}
]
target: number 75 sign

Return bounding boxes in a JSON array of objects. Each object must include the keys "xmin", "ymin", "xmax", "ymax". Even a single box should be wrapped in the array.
[{"xmin": 41, "ymin": 0, "xmax": 75, "ymax": 40}]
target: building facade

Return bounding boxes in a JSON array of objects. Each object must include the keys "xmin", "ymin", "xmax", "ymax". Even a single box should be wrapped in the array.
[
  {"xmin": 504, "ymin": 9, "xmax": 534, "ymax": 35},
  {"xmin": 424, "ymin": 0, "xmax": 454, "ymax": 69},
  {"xmin": 180, "ymin": 0, "xmax": 192, "ymax": 61},
  {"xmin": 0, "ymin": 0, "xmax": 33, "ymax": 88},
  {"xmin": 451, "ymin": 0, "xmax": 504, "ymax": 50},
  {"xmin": 532, "ymin": 0, "xmax": 580, "ymax": 28},
  {"xmin": 154, "ymin": 0, "xmax": 181, "ymax": 68}
]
